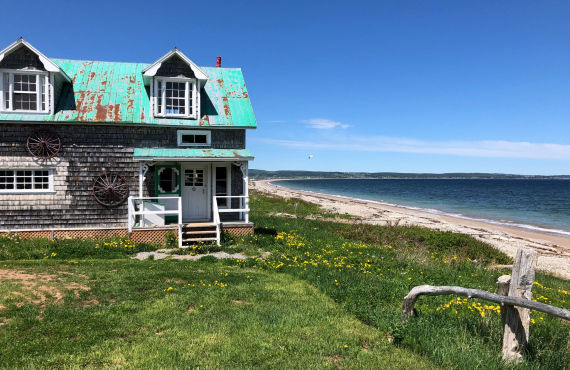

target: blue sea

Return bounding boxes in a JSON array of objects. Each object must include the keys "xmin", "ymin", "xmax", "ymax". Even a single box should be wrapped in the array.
[{"xmin": 272, "ymin": 179, "xmax": 570, "ymax": 237}]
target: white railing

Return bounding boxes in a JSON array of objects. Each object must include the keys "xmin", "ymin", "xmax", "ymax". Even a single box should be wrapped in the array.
[
  {"xmin": 127, "ymin": 196, "xmax": 183, "ymax": 247},
  {"xmin": 212, "ymin": 196, "xmax": 221, "ymax": 246},
  {"xmin": 214, "ymin": 195, "xmax": 250, "ymax": 222},
  {"xmin": 212, "ymin": 195, "xmax": 250, "ymax": 246}
]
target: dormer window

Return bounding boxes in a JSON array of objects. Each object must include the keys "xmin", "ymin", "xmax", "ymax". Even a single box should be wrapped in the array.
[
  {"xmin": 153, "ymin": 77, "xmax": 197, "ymax": 118},
  {"xmin": 0, "ymin": 38, "xmax": 71, "ymax": 115},
  {"xmin": 143, "ymin": 48, "xmax": 208, "ymax": 120},
  {"xmin": 1, "ymin": 71, "xmax": 52, "ymax": 113}
]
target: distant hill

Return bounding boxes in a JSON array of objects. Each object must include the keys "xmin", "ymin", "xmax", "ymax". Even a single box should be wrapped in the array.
[{"xmin": 250, "ymin": 169, "xmax": 570, "ymax": 180}]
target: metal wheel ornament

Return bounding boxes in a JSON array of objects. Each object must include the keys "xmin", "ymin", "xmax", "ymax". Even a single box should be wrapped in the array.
[
  {"xmin": 26, "ymin": 130, "xmax": 61, "ymax": 159},
  {"xmin": 92, "ymin": 173, "xmax": 129, "ymax": 206}
]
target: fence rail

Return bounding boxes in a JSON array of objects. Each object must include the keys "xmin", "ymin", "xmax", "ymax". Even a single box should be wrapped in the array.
[
  {"xmin": 401, "ymin": 248, "xmax": 569, "ymax": 362},
  {"xmin": 127, "ymin": 196, "xmax": 183, "ymax": 247}
]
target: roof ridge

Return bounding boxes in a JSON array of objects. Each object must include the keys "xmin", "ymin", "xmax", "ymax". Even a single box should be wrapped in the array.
[
  {"xmin": 52, "ymin": 58, "xmax": 242, "ymax": 70},
  {"xmin": 52, "ymin": 58, "xmax": 150, "ymax": 66}
]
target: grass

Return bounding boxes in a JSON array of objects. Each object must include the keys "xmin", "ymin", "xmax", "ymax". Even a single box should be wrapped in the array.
[{"xmin": 0, "ymin": 190, "xmax": 568, "ymax": 369}]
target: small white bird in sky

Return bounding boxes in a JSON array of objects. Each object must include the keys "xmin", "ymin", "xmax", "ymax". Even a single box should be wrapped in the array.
[{"xmin": 308, "ymin": 154, "xmax": 314, "ymax": 159}]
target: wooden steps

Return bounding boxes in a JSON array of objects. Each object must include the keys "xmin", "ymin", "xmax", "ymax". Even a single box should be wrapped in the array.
[{"xmin": 181, "ymin": 222, "xmax": 219, "ymax": 246}]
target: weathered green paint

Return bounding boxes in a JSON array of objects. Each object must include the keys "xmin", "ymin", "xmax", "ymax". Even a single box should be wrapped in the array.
[
  {"xmin": 134, "ymin": 148, "xmax": 253, "ymax": 159},
  {"xmin": 0, "ymin": 60, "xmax": 256, "ymax": 128}
]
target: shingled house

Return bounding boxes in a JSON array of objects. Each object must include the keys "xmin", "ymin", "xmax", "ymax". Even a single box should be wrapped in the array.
[{"xmin": 0, "ymin": 38, "xmax": 256, "ymax": 245}]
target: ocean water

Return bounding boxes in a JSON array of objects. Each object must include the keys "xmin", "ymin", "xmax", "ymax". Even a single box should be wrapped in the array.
[{"xmin": 272, "ymin": 179, "xmax": 570, "ymax": 236}]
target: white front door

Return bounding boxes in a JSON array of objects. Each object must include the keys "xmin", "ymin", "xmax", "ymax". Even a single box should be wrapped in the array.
[{"xmin": 182, "ymin": 163, "xmax": 210, "ymax": 221}]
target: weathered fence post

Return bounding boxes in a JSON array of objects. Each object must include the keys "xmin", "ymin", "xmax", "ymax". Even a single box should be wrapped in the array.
[
  {"xmin": 497, "ymin": 274, "xmax": 511, "ymax": 326},
  {"xmin": 501, "ymin": 248, "xmax": 537, "ymax": 362}
]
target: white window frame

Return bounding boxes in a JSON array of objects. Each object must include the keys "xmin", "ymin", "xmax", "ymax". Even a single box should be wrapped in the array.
[
  {"xmin": 213, "ymin": 164, "xmax": 231, "ymax": 209},
  {"xmin": 151, "ymin": 76, "xmax": 199, "ymax": 119},
  {"xmin": 177, "ymin": 130, "xmax": 211, "ymax": 147},
  {"xmin": 0, "ymin": 69, "xmax": 53, "ymax": 114},
  {"xmin": 0, "ymin": 168, "xmax": 55, "ymax": 194}
]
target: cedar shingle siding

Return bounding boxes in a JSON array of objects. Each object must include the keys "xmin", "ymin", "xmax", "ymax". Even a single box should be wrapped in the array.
[{"xmin": 0, "ymin": 123, "xmax": 246, "ymax": 230}]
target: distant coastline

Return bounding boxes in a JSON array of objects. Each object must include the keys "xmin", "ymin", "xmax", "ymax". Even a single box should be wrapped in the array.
[
  {"xmin": 250, "ymin": 169, "xmax": 570, "ymax": 180},
  {"xmin": 270, "ymin": 179, "xmax": 570, "ymax": 238}
]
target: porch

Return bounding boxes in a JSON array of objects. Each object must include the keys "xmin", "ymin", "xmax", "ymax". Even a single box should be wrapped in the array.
[{"xmin": 128, "ymin": 148, "xmax": 254, "ymax": 246}]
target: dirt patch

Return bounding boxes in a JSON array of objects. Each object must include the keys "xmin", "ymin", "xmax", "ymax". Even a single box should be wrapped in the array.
[
  {"xmin": 0, "ymin": 318, "xmax": 10, "ymax": 326},
  {"xmin": 59, "ymin": 271, "xmax": 89, "ymax": 279},
  {"xmin": 0, "ymin": 304, "xmax": 5, "ymax": 310},
  {"xmin": 185, "ymin": 305, "xmax": 195, "ymax": 313},
  {"xmin": 232, "ymin": 299, "xmax": 252, "ymax": 305},
  {"xmin": 0, "ymin": 269, "xmax": 91, "ymax": 318},
  {"xmin": 166, "ymin": 278, "xmax": 185, "ymax": 284},
  {"xmin": 328, "ymin": 355, "xmax": 344, "ymax": 363},
  {"xmin": 268, "ymin": 212, "xmax": 297, "ymax": 218},
  {"xmin": 81, "ymin": 299, "xmax": 100, "ymax": 307}
]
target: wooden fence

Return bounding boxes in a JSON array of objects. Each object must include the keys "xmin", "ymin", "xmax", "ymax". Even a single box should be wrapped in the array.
[{"xmin": 401, "ymin": 248, "xmax": 570, "ymax": 362}]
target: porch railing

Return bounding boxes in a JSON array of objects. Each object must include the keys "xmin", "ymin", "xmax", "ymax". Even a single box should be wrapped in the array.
[
  {"xmin": 127, "ymin": 196, "xmax": 183, "ymax": 248},
  {"xmin": 214, "ymin": 195, "xmax": 250, "ymax": 222},
  {"xmin": 212, "ymin": 195, "xmax": 250, "ymax": 245},
  {"xmin": 212, "ymin": 197, "xmax": 221, "ymax": 246}
]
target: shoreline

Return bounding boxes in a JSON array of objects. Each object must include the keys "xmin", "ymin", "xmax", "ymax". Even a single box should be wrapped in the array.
[
  {"xmin": 253, "ymin": 179, "xmax": 570, "ymax": 279},
  {"xmin": 269, "ymin": 179, "xmax": 570, "ymax": 238}
]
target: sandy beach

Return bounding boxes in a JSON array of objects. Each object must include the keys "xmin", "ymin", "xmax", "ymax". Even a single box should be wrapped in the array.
[{"xmin": 253, "ymin": 179, "xmax": 570, "ymax": 279}]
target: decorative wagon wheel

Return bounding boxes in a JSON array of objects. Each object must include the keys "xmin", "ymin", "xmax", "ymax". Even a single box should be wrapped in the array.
[
  {"xmin": 92, "ymin": 173, "xmax": 129, "ymax": 206},
  {"xmin": 26, "ymin": 130, "xmax": 62, "ymax": 159}
]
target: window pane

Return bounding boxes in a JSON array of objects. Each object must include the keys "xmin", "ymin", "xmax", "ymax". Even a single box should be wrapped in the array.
[
  {"xmin": 194, "ymin": 169, "xmax": 204, "ymax": 186},
  {"xmin": 13, "ymin": 74, "xmax": 37, "ymax": 93},
  {"xmin": 42, "ymin": 75, "xmax": 47, "ymax": 111},
  {"xmin": 215, "ymin": 167, "xmax": 227, "ymax": 206},
  {"xmin": 16, "ymin": 170, "xmax": 32, "ymax": 189},
  {"xmin": 194, "ymin": 135, "xmax": 207, "ymax": 144},
  {"xmin": 33, "ymin": 170, "xmax": 49, "ymax": 189},
  {"xmin": 181, "ymin": 134, "xmax": 195, "ymax": 144},
  {"xmin": 1, "ymin": 170, "xmax": 51, "ymax": 192},
  {"xmin": 158, "ymin": 167, "xmax": 179, "ymax": 193},
  {"xmin": 160, "ymin": 79, "xmax": 189, "ymax": 116},
  {"xmin": 157, "ymin": 81, "xmax": 163, "ymax": 113},
  {"xmin": 184, "ymin": 169, "xmax": 194, "ymax": 186},
  {"xmin": 0, "ymin": 170, "xmax": 14, "ymax": 190},
  {"xmin": 3, "ymin": 73, "xmax": 9, "ymax": 110},
  {"xmin": 13, "ymin": 92, "xmax": 37, "ymax": 111}
]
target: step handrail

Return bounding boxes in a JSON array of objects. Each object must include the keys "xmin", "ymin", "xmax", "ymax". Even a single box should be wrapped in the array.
[{"xmin": 212, "ymin": 196, "xmax": 221, "ymax": 246}]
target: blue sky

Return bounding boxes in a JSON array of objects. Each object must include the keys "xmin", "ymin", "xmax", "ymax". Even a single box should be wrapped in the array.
[{"xmin": 1, "ymin": 1, "xmax": 569, "ymax": 174}]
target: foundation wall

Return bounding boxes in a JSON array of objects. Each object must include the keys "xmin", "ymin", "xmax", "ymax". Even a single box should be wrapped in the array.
[{"xmin": 0, "ymin": 225, "xmax": 253, "ymax": 243}]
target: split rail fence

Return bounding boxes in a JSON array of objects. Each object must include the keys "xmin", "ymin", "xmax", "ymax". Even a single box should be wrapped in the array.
[{"xmin": 401, "ymin": 248, "xmax": 570, "ymax": 362}]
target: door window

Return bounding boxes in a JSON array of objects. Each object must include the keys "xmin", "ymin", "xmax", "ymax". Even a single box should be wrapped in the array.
[{"xmin": 184, "ymin": 169, "xmax": 204, "ymax": 187}]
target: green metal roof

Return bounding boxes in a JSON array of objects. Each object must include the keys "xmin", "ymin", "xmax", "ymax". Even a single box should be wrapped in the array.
[
  {"xmin": 0, "ymin": 60, "xmax": 256, "ymax": 128},
  {"xmin": 133, "ymin": 148, "xmax": 254, "ymax": 160}
]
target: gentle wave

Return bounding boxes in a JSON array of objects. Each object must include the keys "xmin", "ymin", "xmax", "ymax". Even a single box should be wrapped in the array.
[{"xmin": 270, "ymin": 179, "xmax": 570, "ymax": 238}]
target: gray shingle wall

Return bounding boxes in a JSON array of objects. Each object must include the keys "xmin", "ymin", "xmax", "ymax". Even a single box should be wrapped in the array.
[{"xmin": 0, "ymin": 123, "xmax": 246, "ymax": 230}]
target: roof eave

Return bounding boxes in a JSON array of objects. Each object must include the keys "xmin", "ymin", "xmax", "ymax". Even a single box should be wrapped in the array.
[{"xmin": 133, "ymin": 156, "xmax": 254, "ymax": 162}]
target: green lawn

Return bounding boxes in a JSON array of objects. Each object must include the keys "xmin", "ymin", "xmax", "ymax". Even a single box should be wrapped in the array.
[{"xmin": 0, "ymin": 191, "xmax": 568, "ymax": 369}]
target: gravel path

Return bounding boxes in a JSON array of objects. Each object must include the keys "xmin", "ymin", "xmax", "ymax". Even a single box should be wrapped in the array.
[{"xmin": 132, "ymin": 250, "xmax": 248, "ymax": 261}]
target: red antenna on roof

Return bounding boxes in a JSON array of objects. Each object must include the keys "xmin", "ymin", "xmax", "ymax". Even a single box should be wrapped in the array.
[{"xmin": 216, "ymin": 56, "xmax": 222, "ymax": 68}]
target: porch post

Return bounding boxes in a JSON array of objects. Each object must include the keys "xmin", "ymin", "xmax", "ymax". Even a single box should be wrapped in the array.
[
  {"xmin": 243, "ymin": 161, "xmax": 249, "ymax": 223},
  {"xmin": 138, "ymin": 162, "xmax": 144, "ymax": 197},
  {"xmin": 138, "ymin": 162, "xmax": 149, "ymax": 198}
]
